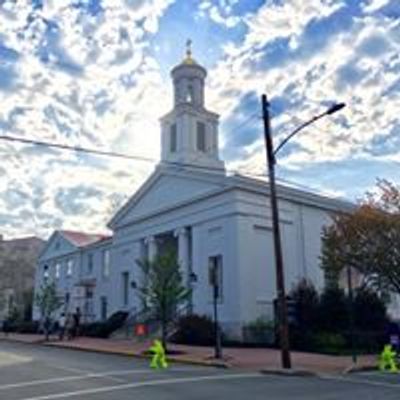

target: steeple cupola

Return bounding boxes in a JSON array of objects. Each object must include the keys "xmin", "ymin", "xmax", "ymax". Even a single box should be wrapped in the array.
[{"xmin": 160, "ymin": 41, "xmax": 225, "ymax": 172}]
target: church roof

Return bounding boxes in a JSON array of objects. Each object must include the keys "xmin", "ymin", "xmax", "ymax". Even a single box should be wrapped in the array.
[
  {"xmin": 59, "ymin": 230, "xmax": 110, "ymax": 248},
  {"xmin": 107, "ymin": 165, "xmax": 354, "ymax": 230}
]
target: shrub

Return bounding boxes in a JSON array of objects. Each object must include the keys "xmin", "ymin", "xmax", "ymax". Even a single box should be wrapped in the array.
[
  {"xmin": 312, "ymin": 332, "xmax": 346, "ymax": 354},
  {"xmin": 290, "ymin": 279, "xmax": 319, "ymax": 328},
  {"xmin": 317, "ymin": 287, "xmax": 348, "ymax": 333},
  {"xmin": 243, "ymin": 317, "xmax": 275, "ymax": 344},
  {"xmin": 353, "ymin": 288, "xmax": 387, "ymax": 331},
  {"xmin": 287, "ymin": 280, "xmax": 389, "ymax": 353},
  {"xmin": 106, "ymin": 311, "xmax": 128, "ymax": 332},
  {"xmin": 81, "ymin": 322, "xmax": 110, "ymax": 338},
  {"xmin": 170, "ymin": 314, "xmax": 218, "ymax": 345},
  {"xmin": 16, "ymin": 321, "xmax": 40, "ymax": 334},
  {"xmin": 289, "ymin": 279, "xmax": 320, "ymax": 349},
  {"xmin": 80, "ymin": 311, "xmax": 128, "ymax": 338}
]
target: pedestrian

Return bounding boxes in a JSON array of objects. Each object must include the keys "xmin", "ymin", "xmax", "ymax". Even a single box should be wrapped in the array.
[
  {"xmin": 58, "ymin": 313, "xmax": 66, "ymax": 341},
  {"xmin": 73, "ymin": 307, "xmax": 81, "ymax": 338},
  {"xmin": 65, "ymin": 313, "xmax": 73, "ymax": 340},
  {"xmin": 2, "ymin": 319, "xmax": 9, "ymax": 337}
]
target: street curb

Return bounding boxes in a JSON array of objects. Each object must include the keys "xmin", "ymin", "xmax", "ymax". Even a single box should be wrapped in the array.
[
  {"xmin": 44, "ymin": 342, "xmax": 231, "ymax": 369},
  {"xmin": 260, "ymin": 368, "xmax": 319, "ymax": 377},
  {"xmin": 1, "ymin": 336, "xmax": 230, "ymax": 369},
  {"xmin": 0, "ymin": 336, "xmax": 46, "ymax": 345},
  {"xmin": 343, "ymin": 365, "xmax": 377, "ymax": 374}
]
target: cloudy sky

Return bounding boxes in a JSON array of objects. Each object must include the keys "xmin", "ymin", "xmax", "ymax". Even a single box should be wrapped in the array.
[{"xmin": 0, "ymin": 0, "xmax": 399, "ymax": 239}]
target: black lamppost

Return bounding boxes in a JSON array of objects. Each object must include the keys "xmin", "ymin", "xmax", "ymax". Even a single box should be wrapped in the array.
[{"xmin": 261, "ymin": 95, "xmax": 345, "ymax": 369}]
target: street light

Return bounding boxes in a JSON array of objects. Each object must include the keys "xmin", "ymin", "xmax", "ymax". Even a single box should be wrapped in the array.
[{"xmin": 261, "ymin": 95, "xmax": 346, "ymax": 369}]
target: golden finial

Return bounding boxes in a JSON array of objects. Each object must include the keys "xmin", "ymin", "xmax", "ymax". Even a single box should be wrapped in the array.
[{"xmin": 182, "ymin": 39, "xmax": 196, "ymax": 64}]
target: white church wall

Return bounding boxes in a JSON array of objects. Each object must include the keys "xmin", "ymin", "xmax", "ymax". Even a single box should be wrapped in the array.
[
  {"xmin": 299, "ymin": 205, "xmax": 333, "ymax": 290},
  {"xmin": 191, "ymin": 214, "xmax": 242, "ymax": 339},
  {"xmin": 232, "ymin": 188, "xmax": 336, "ymax": 332}
]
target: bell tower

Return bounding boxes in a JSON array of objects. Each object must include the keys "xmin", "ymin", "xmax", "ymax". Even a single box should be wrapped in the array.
[{"xmin": 160, "ymin": 41, "xmax": 225, "ymax": 172}]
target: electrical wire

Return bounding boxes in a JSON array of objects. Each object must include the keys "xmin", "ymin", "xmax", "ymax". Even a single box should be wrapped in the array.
[{"xmin": 0, "ymin": 112, "xmax": 340, "ymax": 199}]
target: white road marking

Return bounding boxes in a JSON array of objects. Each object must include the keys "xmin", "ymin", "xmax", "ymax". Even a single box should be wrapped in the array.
[
  {"xmin": 0, "ymin": 366, "xmax": 210, "ymax": 390},
  {"xmin": 320, "ymin": 374, "xmax": 400, "ymax": 389},
  {"xmin": 0, "ymin": 369, "xmax": 150, "ymax": 390},
  {"xmin": 45, "ymin": 364, "xmax": 91, "ymax": 375},
  {"xmin": 0, "ymin": 351, "xmax": 32, "ymax": 367},
  {"xmin": 44, "ymin": 364, "xmax": 126, "ymax": 383},
  {"xmin": 19, "ymin": 373, "xmax": 262, "ymax": 400}
]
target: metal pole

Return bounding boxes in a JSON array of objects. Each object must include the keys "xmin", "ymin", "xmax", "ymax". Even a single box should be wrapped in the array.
[
  {"xmin": 261, "ymin": 94, "xmax": 291, "ymax": 369},
  {"xmin": 346, "ymin": 265, "xmax": 357, "ymax": 364}
]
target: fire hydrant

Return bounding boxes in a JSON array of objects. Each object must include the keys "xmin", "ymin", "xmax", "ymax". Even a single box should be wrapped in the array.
[
  {"xmin": 379, "ymin": 344, "xmax": 398, "ymax": 373},
  {"xmin": 149, "ymin": 339, "xmax": 168, "ymax": 369}
]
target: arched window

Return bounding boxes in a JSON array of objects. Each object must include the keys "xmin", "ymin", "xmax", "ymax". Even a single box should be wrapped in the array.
[
  {"xmin": 197, "ymin": 121, "xmax": 206, "ymax": 152},
  {"xmin": 186, "ymin": 84, "xmax": 194, "ymax": 103}
]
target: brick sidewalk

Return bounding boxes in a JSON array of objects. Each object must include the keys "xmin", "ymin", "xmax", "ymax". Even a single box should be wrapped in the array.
[{"xmin": 0, "ymin": 333, "xmax": 377, "ymax": 374}]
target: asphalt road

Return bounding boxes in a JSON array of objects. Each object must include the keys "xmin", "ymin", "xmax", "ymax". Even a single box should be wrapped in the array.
[{"xmin": 0, "ymin": 341, "xmax": 399, "ymax": 400}]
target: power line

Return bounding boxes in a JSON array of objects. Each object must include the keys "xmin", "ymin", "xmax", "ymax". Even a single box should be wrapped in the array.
[
  {"xmin": 0, "ymin": 133, "xmax": 335, "ymax": 196},
  {"xmin": 0, "ymin": 132, "xmax": 341, "ymax": 200},
  {"xmin": 0, "ymin": 110, "xmax": 262, "ymax": 175},
  {"xmin": 0, "ymin": 134, "xmax": 247, "ymax": 176}
]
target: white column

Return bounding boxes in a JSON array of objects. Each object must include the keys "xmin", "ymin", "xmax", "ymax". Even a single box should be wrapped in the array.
[
  {"xmin": 145, "ymin": 236, "xmax": 157, "ymax": 261},
  {"xmin": 174, "ymin": 227, "xmax": 190, "ymax": 287}
]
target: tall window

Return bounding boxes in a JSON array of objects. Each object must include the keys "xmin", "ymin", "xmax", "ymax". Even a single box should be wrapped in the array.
[
  {"xmin": 122, "ymin": 271, "xmax": 129, "ymax": 306},
  {"xmin": 87, "ymin": 253, "xmax": 94, "ymax": 275},
  {"xmin": 170, "ymin": 123, "xmax": 177, "ymax": 153},
  {"xmin": 197, "ymin": 121, "xmax": 206, "ymax": 152},
  {"xmin": 102, "ymin": 249, "xmax": 110, "ymax": 279},
  {"xmin": 55, "ymin": 263, "xmax": 61, "ymax": 279},
  {"xmin": 66, "ymin": 259, "xmax": 73, "ymax": 277},
  {"xmin": 43, "ymin": 265, "xmax": 49, "ymax": 280},
  {"xmin": 100, "ymin": 296, "xmax": 108, "ymax": 321}
]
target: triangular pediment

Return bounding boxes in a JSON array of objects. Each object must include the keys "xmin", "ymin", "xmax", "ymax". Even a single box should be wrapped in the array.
[
  {"xmin": 38, "ymin": 231, "xmax": 79, "ymax": 261},
  {"xmin": 109, "ymin": 167, "xmax": 227, "ymax": 228}
]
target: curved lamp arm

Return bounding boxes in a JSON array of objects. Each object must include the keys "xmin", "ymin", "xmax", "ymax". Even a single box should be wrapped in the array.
[{"xmin": 273, "ymin": 103, "xmax": 346, "ymax": 158}]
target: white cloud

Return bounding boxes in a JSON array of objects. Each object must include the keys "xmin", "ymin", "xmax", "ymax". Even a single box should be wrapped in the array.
[
  {"xmin": 205, "ymin": 1, "xmax": 400, "ymax": 178},
  {"xmin": 0, "ymin": 0, "xmax": 175, "ymax": 238}
]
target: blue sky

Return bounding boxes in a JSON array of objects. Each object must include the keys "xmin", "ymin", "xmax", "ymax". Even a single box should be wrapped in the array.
[{"xmin": 0, "ymin": 0, "xmax": 399, "ymax": 238}]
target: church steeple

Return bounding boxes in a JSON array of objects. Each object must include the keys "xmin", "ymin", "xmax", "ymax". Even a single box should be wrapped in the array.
[{"xmin": 160, "ymin": 42, "xmax": 225, "ymax": 172}]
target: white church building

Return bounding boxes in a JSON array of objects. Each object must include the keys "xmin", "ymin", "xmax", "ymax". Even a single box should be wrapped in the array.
[{"xmin": 34, "ymin": 49, "xmax": 351, "ymax": 339}]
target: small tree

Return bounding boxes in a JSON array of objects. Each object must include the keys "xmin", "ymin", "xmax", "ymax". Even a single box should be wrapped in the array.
[
  {"xmin": 137, "ymin": 248, "xmax": 190, "ymax": 350},
  {"xmin": 34, "ymin": 282, "xmax": 63, "ymax": 341},
  {"xmin": 321, "ymin": 179, "xmax": 400, "ymax": 295}
]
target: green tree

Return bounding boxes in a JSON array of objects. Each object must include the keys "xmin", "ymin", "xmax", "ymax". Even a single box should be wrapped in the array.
[
  {"xmin": 137, "ymin": 249, "xmax": 190, "ymax": 350},
  {"xmin": 321, "ymin": 179, "xmax": 400, "ymax": 295},
  {"xmin": 34, "ymin": 282, "xmax": 63, "ymax": 341}
]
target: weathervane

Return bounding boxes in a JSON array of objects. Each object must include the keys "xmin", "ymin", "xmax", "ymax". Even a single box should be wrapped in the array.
[{"xmin": 186, "ymin": 38, "xmax": 192, "ymax": 59}]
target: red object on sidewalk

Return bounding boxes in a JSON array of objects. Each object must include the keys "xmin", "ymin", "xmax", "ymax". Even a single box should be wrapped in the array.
[{"xmin": 134, "ymin": 324, "xmax": 147, "ymax": 336}]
